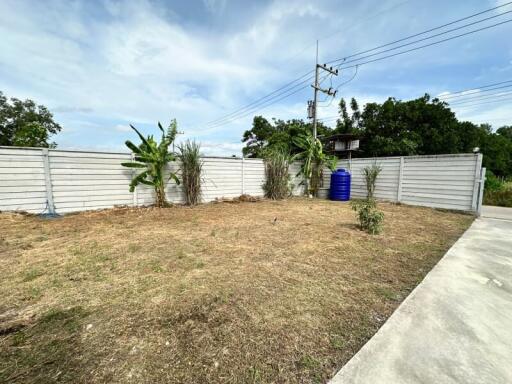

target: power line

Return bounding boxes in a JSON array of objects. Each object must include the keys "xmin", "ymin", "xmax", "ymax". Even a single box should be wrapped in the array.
[
  {"xmin": 335, "ymin": 18, "xmax": 512, "ymax": 71},
  {"xmin": 202, "ymin": 71, "xmax": 334, "ymax": 130},
  {"xmin": 330, "ymin": 10, "xmax": 512, "ymax": 69},
  {"xmin": 436, "ymin": 81, "xmax": 512, "ymax": 100},
  {"xmin": 446, "ymin": 92, "xmax": 512, "ymax": 107},
  {"xmin": 449, "ymin": 96, "xmax": 512, "ymax": 109},
  {"xmin": 200, "ymin": 1, "xmax": 419, "ymax": 130},
  {"xmin": 326, "ymin": 1, "xmax": 512, "ymax": 65},
  {"xmin": 318, "ymin": 65, "xmax": 360, "ymax": 109},
  {"xmin": 196, "ymin": 3, "xmax": 512, "ymax": 130},
  {"xmin": 444, "ymin": 90, "xmax": 512, "ymax": 105},
  {"xmin": 201, "ymin": 71, "xmax": 314, "ymax": 127}
]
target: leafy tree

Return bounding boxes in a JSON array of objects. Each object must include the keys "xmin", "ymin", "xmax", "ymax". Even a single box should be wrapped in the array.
[
  {"xmin": 0, "ymin": 91, "xmax": 62, "ymax": 147},
  {"xmin": 332, "ymin": 95, "xmax": 512, "ymax": 178},
  {"xmin": 121, "ymin": 120, "xmax": 180, "ymax": 207},
  {"xmin": 242, "ymin": 116, "xmax": 332, "ymax": 157},
  {"xmin": 336, "ymin": 97, "xmax": 361, "ymax": 134},
  {"xmin": 241, "ymin": 96, "xmax": 512, "ymax": 178},
  {"xmin": 497, "ymin": 125, "xmax": 512, "ymax": 140}
]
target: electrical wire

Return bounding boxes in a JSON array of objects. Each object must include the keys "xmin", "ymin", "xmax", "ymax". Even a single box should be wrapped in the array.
[
  {"xmin": 201, "ymin": 71, "xmax": 314, "ymax": 128},
  {"xmin": 444, "ymin": 90, "xmax": 512, "ymax": 105},
  {"xmin": 330, "ymin": 10, "xmax": 512, "ymax": 70},
  {"xmin": 448, "ymin": 96, "xmax": 512, "ymax": 109},
  {"xmin": 201, "ymin": 71, "xmax": 333, "ymax": 130},
  {"xmin": 326, "ymin": 1, "xmax": 512, "ymax": 65},
  {"xmin": 195, "ymin": 3, "xmax": 512, "ymax": 130},
  {"xmin": 335, "ymin": 18, "xmax": 512, "ymax": 71},
  {"xmin": 436, "ymin": 81, "xmax": 512, "ymax": 100},
  {"xmin": 318, "ymin": 65, "xmax": 360, "ymax": 109}
]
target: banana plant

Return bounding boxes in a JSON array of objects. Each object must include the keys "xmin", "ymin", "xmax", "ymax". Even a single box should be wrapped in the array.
[
  {"xmin": 121, "ymin": 120, "xmax": 180, "ymax": 207},
  {"xmin": 293, "ymin": 132, "xmax": 336, "ymax": 197}
]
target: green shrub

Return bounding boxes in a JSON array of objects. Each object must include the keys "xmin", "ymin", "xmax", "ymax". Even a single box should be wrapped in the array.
[
  {"xmin": 350, "ymin": 198, "xmax": 384, "ymax": 235},
  {"xmin": 262, "ymin": 149, "xmax": 292, "ymax": 200},
  {"xmin": 483, "ymin": 189, "xmax": 512, "ymax": 208},
  {"xmin": 485, "ymin": 170, "xmax": 505, "ymax": 192}
]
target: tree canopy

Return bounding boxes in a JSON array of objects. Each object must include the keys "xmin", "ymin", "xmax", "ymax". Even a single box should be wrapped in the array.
[
  {"xmin": 241, "ymin": 94, "xmax": 512, "ymax": 178},
  {"xmin": 335, "ymin": 95, "xmax": 511, "ymax": 177},
  {"xmin": 0, "ymin": 91, "xmax": 62, "ymax": 148},
  {"xmin": 241, "ymin": 116, "xmax": 332, "ymax": 158}
]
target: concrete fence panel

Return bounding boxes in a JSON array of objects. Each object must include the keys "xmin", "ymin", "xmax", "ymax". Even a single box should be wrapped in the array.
[{"xmin": 0, "ymin": 146, "xmax": 483, "ymax": 214}]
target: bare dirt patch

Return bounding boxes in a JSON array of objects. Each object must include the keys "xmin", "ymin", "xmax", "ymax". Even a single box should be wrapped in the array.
[{"xmin": 0, "ymin": 198, "xmax": 473, "ymax": 383}]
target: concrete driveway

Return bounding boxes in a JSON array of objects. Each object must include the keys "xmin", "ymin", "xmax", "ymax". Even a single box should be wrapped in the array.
[
  {"xmin": 330, "ymin": 209, "xmax": 512, "ymax": 384},
  {"xmin": 482, "ymin": 205, "xmax": 512, "ymax": 221}
]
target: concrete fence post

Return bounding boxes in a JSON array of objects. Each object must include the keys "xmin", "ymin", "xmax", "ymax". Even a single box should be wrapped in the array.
[
  {"xmin": 241, "ymin": 156, "xmax": 245, "ymax": 195},
  {"xmin": 130, "ymin": 153, "xmax": 138, "ymax": 207},
  {"xmin": 476, "ymin": 167, "xmax": 486, "ymax": 217},
  {"xmin": 41, "ymin": 148, "xmax": 56, "ymax": 214},
  {"xmin": 397, "ymin": 156, "xmax": 404, "ymax": 202},
  {"xmin": 471, "ymin": 153, "xmax": 483, "ymax": 212}
]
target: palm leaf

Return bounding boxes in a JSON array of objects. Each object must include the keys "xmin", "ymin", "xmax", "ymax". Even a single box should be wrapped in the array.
[
  {"xmin": 168, "ymin": 173, "xmax": 180, "ymax": 185},
  {"xmin": 121, "ymin": 162, "xmax": 147, "ymax": 168},
  {"xmin": 130, "ymin": 124, "xmax": 151, "ymax": 148},
  {"xmin": 129, "ymin": 170, "xmax": 149, "ymax": 192},
  {"xmin": 125, "ymin": 140, "xmax": 141, "ymax": 154}
]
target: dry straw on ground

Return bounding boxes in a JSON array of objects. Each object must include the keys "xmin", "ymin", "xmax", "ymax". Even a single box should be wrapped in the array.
[{"xmin": 0, "ymin": 198, "xmax": 472, "ymax": 383}]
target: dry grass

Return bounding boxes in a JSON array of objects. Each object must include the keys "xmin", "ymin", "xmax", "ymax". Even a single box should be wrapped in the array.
[{"xmin": 0, "ymin": 198, "xmax": 473, "ymax": 384}]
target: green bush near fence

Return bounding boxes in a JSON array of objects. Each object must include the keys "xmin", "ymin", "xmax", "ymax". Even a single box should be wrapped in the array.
[{"xmin": 483, "ymin": 171, "xmax": 512, "ymax": 208}]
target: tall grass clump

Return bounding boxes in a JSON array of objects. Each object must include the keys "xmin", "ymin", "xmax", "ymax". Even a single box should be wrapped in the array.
[
  {"xmin": 262, "ymin": 149, "xmax": 291, "ymax": 200},
  {"xmin": 362, "ymin": 163, "xmax": 382, "ymax": 199},
  {"xmin": 178, "ymin": 140, "xmax": 203, "ymax": 206}
]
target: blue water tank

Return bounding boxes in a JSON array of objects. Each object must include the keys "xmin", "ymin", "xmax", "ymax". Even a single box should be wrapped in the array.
[{"xmin": 329, "ymin": 168, "xmax": 351, "ymax": 201}]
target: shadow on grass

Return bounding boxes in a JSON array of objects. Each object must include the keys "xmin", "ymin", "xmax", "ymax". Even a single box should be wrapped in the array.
[{"xmin": 0, "ymin": 306, "xmax": 88, "ymax": 384}]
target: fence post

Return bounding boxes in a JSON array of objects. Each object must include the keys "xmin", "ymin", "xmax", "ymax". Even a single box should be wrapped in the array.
[
  {"xmin": 241, "ymin": 156, "xmax": 245, "ymax": 195},
  {"xmin": 131, "ymin": 153, "xmax": 138, "ymax": 207},
  {"xmin": 41, "ymin": 148, "xmax": 56, "ymax": 214},
  {"xmin": 476, "ymin": 167, "xmax": 486, "ymax": 217},
  {"xmin": 471, "ymin": 153, "xmax": 483, "ymax": 212},
  {"xmin": 396, "ymin": 156, "xmax": 404, "ymax": 202}
]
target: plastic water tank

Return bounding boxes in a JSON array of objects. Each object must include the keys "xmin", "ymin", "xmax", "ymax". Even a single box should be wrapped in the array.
[{"xmin": 329, "ymin": 168, "xmax": 351, "ymax": 201}]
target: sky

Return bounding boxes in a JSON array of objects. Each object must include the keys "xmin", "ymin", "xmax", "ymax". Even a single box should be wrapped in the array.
[{"xmin": 1, "ymin": 0, "xmax": 511, "ymax": 156}]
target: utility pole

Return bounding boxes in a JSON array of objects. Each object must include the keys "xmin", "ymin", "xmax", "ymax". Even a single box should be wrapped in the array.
[{"xmin": 309, "ymin": 40, "xmax": 339, "ymax": 139}]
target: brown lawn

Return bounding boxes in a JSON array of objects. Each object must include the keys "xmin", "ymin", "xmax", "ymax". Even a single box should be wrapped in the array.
[{"xmin": 0, "ymin": 198, "xmax": 473, "ymax": 384}]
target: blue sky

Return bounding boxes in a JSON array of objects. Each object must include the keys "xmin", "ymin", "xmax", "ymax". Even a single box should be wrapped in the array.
[{"xmin": 1, "ymin": 0, "xmax": 511, "ymax": 156}]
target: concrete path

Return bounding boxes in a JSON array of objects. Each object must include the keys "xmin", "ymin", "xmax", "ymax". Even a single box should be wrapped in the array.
[
  {"xmin": 330, "ymin": 213, "xmax": 512, "ymax": 384},
  {"xmin": 482, "ymin": 205, "xmax": 512, "ymax": 221}
]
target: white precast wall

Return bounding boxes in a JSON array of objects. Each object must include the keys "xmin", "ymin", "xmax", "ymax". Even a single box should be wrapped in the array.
[
  {"xmin": 326, "ymin": 153, "xmax": 482, "ymax": 211},
  {"xmin": 49, "ymin": 150, "xmax": 134, "ymax": 214},
  {"xmin": 400, "ymin": 154, "xmax": 481, "ymax": 211},
  {"xmin": 0, "ymin": 147, "xmax": 48, "ymax": 213},
  {"xmin": 0, "ymin": 147, "xmax": 483, "ymax": 214}
]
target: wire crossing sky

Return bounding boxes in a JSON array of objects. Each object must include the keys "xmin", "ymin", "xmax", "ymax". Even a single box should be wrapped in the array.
[{"xmin": 0, "ymin": 0, "xmax": 511, "ymax": 156}]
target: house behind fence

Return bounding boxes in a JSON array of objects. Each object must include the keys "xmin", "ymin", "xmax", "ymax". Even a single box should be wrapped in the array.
[{"xmin": 0, "ymin": 146, "xmax": 484, "ymax": 215}]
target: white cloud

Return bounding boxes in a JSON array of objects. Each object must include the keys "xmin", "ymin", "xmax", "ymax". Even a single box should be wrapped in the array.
[
  {"xmin": 1, "ymin": 0, "xmax": 511, "ymax": 157},
  {"xmin": 114, "ymin": 124, "xmax": 132, "ymax": 132}
]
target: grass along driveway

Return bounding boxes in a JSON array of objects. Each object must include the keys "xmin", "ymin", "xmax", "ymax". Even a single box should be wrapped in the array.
[{"xmin": 0, "ymin": 198, "xmax": 473, "ymax": 383}]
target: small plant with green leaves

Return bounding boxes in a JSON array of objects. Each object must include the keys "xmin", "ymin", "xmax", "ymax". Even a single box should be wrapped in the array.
[
  {"xmin": 292, "ymin": 132, "xmax": 337, "ymax": 196},
  {"xmin": 262, "ymin": 149, "xmax": 292, "ymax": 200},
  {"xmin": 326, "ymin": 155, "xmax": 339, "ymax": 173},
  {"xmin": 121, "ymin": 120, "xmax": 180, "ymax": 207},
  {"xmin": 350, "ymin": 198, "xmax": 384, "ymax": 235},
  {"xmin": 362, "ymin": 163, "xmax": 382, "ymax": 199},
  {"xmin": 178, "ymin": 140, "xmax": 203, "ymax": 206}
]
